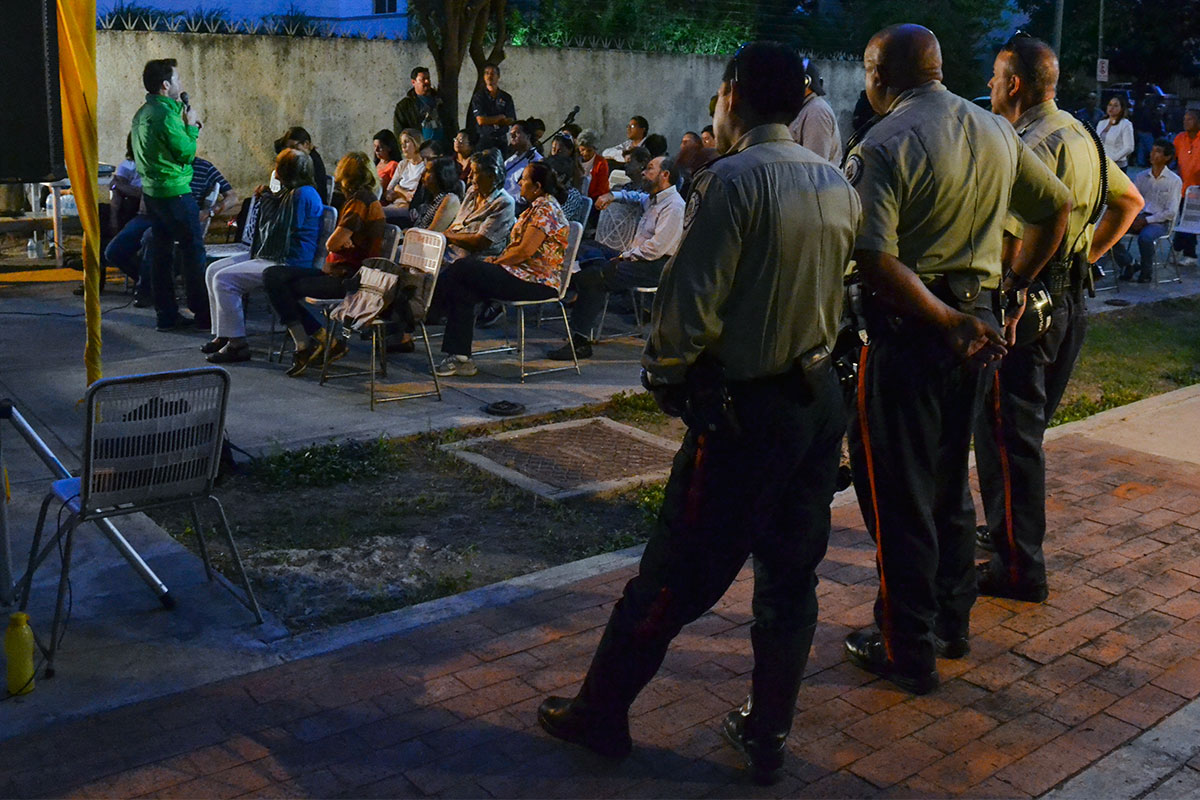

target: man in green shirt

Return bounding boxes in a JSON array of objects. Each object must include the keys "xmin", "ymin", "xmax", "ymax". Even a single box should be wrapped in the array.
[{"xmin": 130, "ymin": 58, "xmax": 209, "ymax": 331}]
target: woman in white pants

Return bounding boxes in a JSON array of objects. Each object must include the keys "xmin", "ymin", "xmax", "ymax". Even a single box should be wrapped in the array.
[{"xmin": 202, "ymin": 148, "xmax": 325, "ymax": 363}]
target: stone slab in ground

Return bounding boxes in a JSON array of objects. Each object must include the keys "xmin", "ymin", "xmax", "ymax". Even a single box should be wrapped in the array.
[{"xmin": 443, "ymin": 417, "xmax": 678, "ymax": 500}]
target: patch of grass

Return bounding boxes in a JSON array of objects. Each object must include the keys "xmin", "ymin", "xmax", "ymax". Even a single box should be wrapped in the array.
[
  {"xmin": 605, "ymin": 390, "xmax": 668, "ymax": 427},
  {"xmin": 633, "ymin": 482, "xmax": 666, "ymax": 525},
  {"xmin": 1051, "ymin": 298, "xmax": 1200, "ymax": 427},
  {"xmin": 251, "ymin": 437, "xmax": 405, "ymax": 487}
]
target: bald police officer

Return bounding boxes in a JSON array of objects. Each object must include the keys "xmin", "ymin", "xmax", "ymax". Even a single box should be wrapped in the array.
[
  {"xmin": 537, "ymin": 42, "xmax": 861, "ymax": 784},
  {"xmin": 842, "ymin": 25, "xmax": 1072, "ymax": 695},
  {"xmin": 974, "ymin": 35, "xmax": 1143, "ymax": 601}
]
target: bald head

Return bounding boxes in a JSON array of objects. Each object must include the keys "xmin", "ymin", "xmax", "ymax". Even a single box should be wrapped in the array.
[{"xmin": 867, "ymin": 24, "xmax": 943, "ymax": 90}]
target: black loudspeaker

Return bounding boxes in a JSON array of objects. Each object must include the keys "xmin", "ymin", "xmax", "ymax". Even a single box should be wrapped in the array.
[{"xmin": 0, "ymin": 0, "xmax": 67, "ymax": 183}]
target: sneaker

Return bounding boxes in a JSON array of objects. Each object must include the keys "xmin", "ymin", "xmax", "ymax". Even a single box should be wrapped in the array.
[
  {"xmin": 476, "ymin": 301, "xmax": 505, "ymax": 328},
  {"xmin": 1180, "ymin": 256, "xmax": 1198, "ymax": 267},
  {"xmin": 434, "ymin": 355, "xmax": 478, "ymax": 377}
]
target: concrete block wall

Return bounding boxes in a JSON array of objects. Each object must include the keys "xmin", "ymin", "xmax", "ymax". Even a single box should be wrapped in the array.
[{"xmin": 97, "ymin": 31, "xmax": 863, "ymax": 192}]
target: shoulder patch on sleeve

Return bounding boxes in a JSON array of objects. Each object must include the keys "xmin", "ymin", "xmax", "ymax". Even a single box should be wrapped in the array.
[{"xmin": 844, "ymin": 154, "xmax": 863, "ymax": 186}]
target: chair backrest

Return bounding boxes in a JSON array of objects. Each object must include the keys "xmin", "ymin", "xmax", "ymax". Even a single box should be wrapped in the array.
[
  {"xmin": 311, "ymin": 205, "xmax": 338, "ymax": 268},
  {"xmin": 557, "ymin": 221, "xmax": 585, "ymax": 300},
  {"xmin": 575, "ymin": 196, "xmax": 593, "ymax": 227},
  {"xmin": 80, "ymin": 368, "xmax": 230, "ymax": 512},
  {"xmin": 1176, "ymin": 186, "xmax": 1200, "ymax": 236},
  {"xmin": 381, "ymin": 223, "xmax": 403, "ymax": 261},
  {"xmin": 400, "ymin": 227, "xmax": 448, "ymax": 312},
  {"xmin": 595, "ymin": 202, "xmax": 641, "ymax": 251},
  {"xmin": 326, "ymin": 174, "xmax": 335, "ymax": 201}
]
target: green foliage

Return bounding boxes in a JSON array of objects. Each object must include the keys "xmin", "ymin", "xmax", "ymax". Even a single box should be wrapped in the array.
[
  {"xmin": 605, "ymin": 390, "xmax": 667, "ymax": 426},
  {"xmin": 1017, "ymin": 0, "xmax": 1200, "ymax": 88},
  {"xmin": 508, "ymin": 0, "xmax": 754, "ymax": 54},
  {"xmin": 838, "ymin": 0, "xmax": 1013, "ymax": 94},
  {"xmin": 633, "ymin": 482, "xmax": 666, "ymax": 526},
  {"xmin": 250, "ymin": 437, "xmax": 406, "ymax": 487}
]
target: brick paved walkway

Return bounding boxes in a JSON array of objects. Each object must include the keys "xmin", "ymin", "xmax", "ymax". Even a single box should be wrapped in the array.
[{"xmin": 4, "ymin": 432, "xmax": 1200, "ymax": 799}]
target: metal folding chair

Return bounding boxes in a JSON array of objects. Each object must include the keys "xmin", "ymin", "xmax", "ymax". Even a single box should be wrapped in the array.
[
  {"xmin": 475, "ymin": 221, "xmax": 585, "ymax": 382},
  {"xmin": 17, "ymin": 368, "xmax": 263, "ymax": 677}
]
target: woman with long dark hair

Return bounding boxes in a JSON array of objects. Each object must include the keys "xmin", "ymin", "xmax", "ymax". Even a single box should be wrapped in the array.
[{"xmin": 1098, "ymin": 95, "xmax": 1135, "ymax": 169}]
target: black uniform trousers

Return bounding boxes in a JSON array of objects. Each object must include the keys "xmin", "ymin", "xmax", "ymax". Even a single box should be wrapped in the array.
[
  {"xmin": 847, "ymin": 308, "xmax": 999, "ymax": 672},
  {"xmin": 974, "ymin": 290, "xmax": 1087, "ymax": 589},
  {"xmin": 574, "ymin": 364, "xmax": 845, "ymax": 736}
]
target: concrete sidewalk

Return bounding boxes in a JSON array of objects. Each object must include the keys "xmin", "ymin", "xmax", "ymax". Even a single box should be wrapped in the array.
[
  {"xmin": 3, "ymin": 263, "xmax": 1200, "ymax": 797},
  {"xmin": 1, "ymin": 390, "xmax": 1199, "ymax": 797}
]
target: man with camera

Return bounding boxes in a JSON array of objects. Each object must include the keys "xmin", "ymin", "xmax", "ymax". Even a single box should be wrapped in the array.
[
  {"xmin": 973, "ymin": 34, "xmax": 1142, "ymax": 601},
  {"xmin": 536, "ymin": 42, "xmax": 861, "ymax": 785}
]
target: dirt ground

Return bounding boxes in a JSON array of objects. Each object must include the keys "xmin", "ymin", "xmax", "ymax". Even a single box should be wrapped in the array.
[{"xmin": 150, "ymin": 398, "xmax": 685, "ymax": 633}]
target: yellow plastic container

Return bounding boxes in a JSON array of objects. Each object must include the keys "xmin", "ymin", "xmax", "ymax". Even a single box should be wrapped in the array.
[{"xmin": 5, "ymin": 612, "xmax": 35, "ymax": 696}]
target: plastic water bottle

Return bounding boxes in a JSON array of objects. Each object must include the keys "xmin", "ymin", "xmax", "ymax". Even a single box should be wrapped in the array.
[
  {"xmin": 26, "ymin": 238, "xmax": 37, "ymax": 259},
  {"xmin": 5, "ymin": 612, "xmax": 35, "ymax": 695}
]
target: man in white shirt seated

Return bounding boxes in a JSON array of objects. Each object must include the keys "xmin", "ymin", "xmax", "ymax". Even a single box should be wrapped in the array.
[
  {"xmin": 601, "ymin": 116, "xmax": 649, "ymax": 164},
  {"xmin": 787, "ymin": 59, "xmax": 843, "ymax": 165},
  {"xmin": 503, "ymin": 120, "xmax": 543, "ymax": 200},
  {"xmin": 1114, "ymin": 139, "xmax": 1183, "ymax": 282},
  {"xmin": 547, "ymin": 156, "xmax": 684, "ymax": 360}
]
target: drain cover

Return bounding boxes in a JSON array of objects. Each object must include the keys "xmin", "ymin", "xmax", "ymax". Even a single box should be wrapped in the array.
[{"xmin": 443, "ymin": 417, "xmax": 678, "ymax": 500}]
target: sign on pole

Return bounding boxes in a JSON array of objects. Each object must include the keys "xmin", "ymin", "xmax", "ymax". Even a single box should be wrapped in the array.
[{"xmin": 1097, "ymin": 58, "xmax": 1110, "ymax": 82}]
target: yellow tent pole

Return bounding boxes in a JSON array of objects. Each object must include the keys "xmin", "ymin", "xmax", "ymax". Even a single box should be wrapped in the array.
[{"xmin": 58, "ymin": 0, "xmax": 102, "ymax": 385}]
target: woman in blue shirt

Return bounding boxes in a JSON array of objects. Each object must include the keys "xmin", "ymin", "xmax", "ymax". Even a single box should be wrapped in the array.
[{"xmin": 202, "ymin": 148, "xmax": 324, "ymax": 363}]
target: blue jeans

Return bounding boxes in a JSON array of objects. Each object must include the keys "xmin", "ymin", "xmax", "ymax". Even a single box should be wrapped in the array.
[
  {"xmin": 1113, "ymin": 223, "xmax": 1168, "ymax": 279},
  {"xmin": 103, "ymin": 214, "xmax": 153, "ymax": 296},
  {"xmin": 144, "ymin": 193, "xmax": 209, "ymax": 325}
]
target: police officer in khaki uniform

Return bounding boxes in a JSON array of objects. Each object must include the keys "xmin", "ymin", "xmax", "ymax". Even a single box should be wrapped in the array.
[
  {"xmin": 842, "ymin": 24, "xmax": 1072, "ymax": 695},
  {"xmin": 537, "ymin": 42, "xmax": 862, "ymax": 784},
  {"xmin": 974, "ymin": 34, "xmax": 1143, "ymax": 600}
]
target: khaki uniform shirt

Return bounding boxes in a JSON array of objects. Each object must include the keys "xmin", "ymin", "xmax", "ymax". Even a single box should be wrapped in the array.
[
  {"xmin": 788, "ymin": 94, "xmax": 843, "ymax": 165},
  {"xmin": 643, "ymin": 123, "xmax": 862, "ymax": 384},
  {"xmin": 847, "ymin": 82, "xmax": 1070, "ymax": 290},
  {"xmin": 1004, "ymin": 100, "xmax": 1134, "ymax": 259}
]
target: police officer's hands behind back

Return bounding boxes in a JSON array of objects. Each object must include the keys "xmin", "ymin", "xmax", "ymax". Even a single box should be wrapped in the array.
[{"xmin": 943, "ymin": 310, "xmax": 1007, "ymax": 367}]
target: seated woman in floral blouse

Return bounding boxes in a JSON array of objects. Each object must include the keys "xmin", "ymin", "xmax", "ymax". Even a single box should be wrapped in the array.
[{"xmin": 430, "ymin": 161, "xmax": 569, "ymax": 377}]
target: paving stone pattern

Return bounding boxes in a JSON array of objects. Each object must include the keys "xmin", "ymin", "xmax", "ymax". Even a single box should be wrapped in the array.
[{"xmin": 5, "ymin": 432, "xmax": 1200, "ymax": 798}]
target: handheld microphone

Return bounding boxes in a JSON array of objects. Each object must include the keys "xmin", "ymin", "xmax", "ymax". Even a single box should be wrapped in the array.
[{"xmin": 180, "ymin": 92, "xmax": 202, "ymax": 129}]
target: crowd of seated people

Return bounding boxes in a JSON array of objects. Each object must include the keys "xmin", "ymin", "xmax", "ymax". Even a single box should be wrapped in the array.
[
  {"xmin": 270, "ymin": 151, "xmax": 387, "ymax": 377},
  {"xmin": 98, "ymin": 55, "xmax": 883, "ymax": 385}
]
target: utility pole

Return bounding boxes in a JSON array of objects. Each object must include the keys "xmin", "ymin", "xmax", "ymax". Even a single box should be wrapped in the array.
[{"xmin": 1052, "ymin": 0, "xmax": 1064, "ymax": 54}]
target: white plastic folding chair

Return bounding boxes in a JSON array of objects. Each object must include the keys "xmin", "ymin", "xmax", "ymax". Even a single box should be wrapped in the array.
[
  {"xmin": 206, "ymin": 195, "xmax": 257, "ymax": 263},
  {"xmin": 317, "ymin": 229, "xmax": 448, "ymax": 408},
  {"xmin": 475, "ymin": 221, "xmax": 585, "ymax": 382},
  {"xmin": 16, "ymin": 368, "xmax": 263, "ymax": 677},
  {"xmin": 381, "ymin": 223, "xmax": 403, "ymax": 262},
  {"xmin": 596, "ymin": 284, "xmax": 657, "ymax": 340}
]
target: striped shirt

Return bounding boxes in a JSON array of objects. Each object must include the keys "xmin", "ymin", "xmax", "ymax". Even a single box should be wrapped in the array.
[{"xmin": 190, "ymin": 158, "xmax": 232, "ymax": 208}]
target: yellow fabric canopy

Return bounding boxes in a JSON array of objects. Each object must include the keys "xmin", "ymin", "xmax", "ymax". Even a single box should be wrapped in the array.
[{"xmin": 58, "ymin": 0, "xmax": 101, "ymax": 385}]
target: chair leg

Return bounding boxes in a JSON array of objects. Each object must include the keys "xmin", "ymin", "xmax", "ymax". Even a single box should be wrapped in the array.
[
  {"xmin": 44, "ymin": 519, "xmax": 82, "ymax": 678},
  {"xmin": 560, "ymin": 302, "xmax": 581, "ymax": 375},
  {"xmin": 596, "ymin": 294, "xmax": 610, "ymax": 341},
  {"xmin": 421, "ymin": 322, "xmax": 442, "ymax": 400},
  {"xmin": 189, "ymin": 501, "xmax": 214, "ymax": 581},
  {"xmin": 17, "ymin": 494, "xmax": 57, "ymax": 610},
  {"xmin": 370, "ymin": 325, "xmax": 378, "ymax": 411},
  {"xmin": 518, "ymin": 306, "xmax": 527, "ymax": 383},
  {"xmin": 206, "ymin": 496, "xmax": 264, "ymax": 624},
  {"xmin": 319, "ymin": 312, "xmax": 335, "ymax": 385}
]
